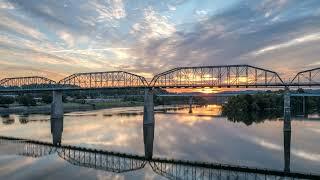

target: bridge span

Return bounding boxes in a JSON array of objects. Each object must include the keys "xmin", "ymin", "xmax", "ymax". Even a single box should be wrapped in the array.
[
  {"xmin": 1, "ymin": 64, "xmax": 320, "ymax": 93},
  {"xmin": 1, "ymin": 64, "xmax": 320, "ymax": 92},
  {"xmin": 1, "ymin": 64, "xmax": 320, "ymax": 168}
]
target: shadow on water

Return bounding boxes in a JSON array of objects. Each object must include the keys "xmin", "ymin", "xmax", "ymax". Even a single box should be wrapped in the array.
[{"xmin": 0, "ymin": 136, "xmax": 318, "ymax": 180}]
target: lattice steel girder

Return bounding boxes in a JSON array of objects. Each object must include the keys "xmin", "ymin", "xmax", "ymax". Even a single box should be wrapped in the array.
[
  {"xmin": 291, "ymin": 67, "xmax": 320, "ymax": 86},
  {"xmin": 58, "ymin": 148, "xmax": 147, "ymax": 173},
  {"xmin": 150, "ymin": 65, "xmax": 285, "ymax": 88},
  {"xmin": 0, "ymin": 76, "xmax": 56, "ymax": 90},
  {"xmin": 58, "ymin": 71, "xmax": 148, "ymax": 89},
  {"xmin": 149, "ymin": 160, "xmax": 316, "ymax": 180},
  {"xmin": 7, "ymin": 65, "xmax": 320, "ymax": 91},
  {"xmin": 0, "ymin": 136, "xmax": 147, "ymax": 173},
  {"xmin": 0, "ymin": 138, "xmax": 57, "ymax": 157}
]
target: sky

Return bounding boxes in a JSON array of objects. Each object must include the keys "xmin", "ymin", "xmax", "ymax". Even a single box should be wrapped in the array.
[{"xmin": 0, "ymin": 0, "xmax": 320, "ymax": 81}]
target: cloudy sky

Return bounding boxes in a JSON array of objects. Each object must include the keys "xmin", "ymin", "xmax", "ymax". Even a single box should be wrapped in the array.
[{"xmin": 0, "ymin": 0, "xmax": 320, "ymax": 81}]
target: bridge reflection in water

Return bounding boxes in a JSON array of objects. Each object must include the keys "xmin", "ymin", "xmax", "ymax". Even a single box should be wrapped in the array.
[{"xmin": 0, "ymin": 136, "xmax": 318, "ymax": 180}]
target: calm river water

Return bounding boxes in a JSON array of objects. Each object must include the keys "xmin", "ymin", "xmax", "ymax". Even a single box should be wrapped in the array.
[{"xmin": 0, "ymin": 105, "xmax": 319, "ymax": 179}]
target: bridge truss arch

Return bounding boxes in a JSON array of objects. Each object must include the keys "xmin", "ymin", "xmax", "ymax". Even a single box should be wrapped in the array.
[
  {"xmin": 58, "ymin": 147, "xmax": 147, "ymax": 173},
  {"xmin": 0, "ymin": 76, "xmax": 56, "ymax": 91},
  {"xmin": 149, "ymin": 159, "xmax": 314, "ymax": 180},
  {"xmin": 58, "ymin": 71, "xmax": 148, "ymax": 90},
  {"xmin": 291, "ymin": 67, "xmax": 320, "ymax": 87},
  {"xmin": 150, "ymin": 65, "xmax": 284, "ymax": 88}
]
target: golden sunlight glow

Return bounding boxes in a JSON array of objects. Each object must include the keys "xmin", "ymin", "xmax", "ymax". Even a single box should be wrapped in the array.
[
  {"xmin": 171, "ymin": 73, "xmax": 256, "ymax": 86},
  {"xmin": 175, "ymin": 105, "xmax": 222, "ymax": 126},
  {"xmin": 238, "ymin": 76, "xmax": 248, "ymax": 83},
  {"xmin": 176, "ymin": 115, "xmax": 212, "ymax": 126},
  {"xmin": 166, "ymin": 88, "xmax": 223, "ymax": 94},
  {"xmin": 222, "ymin": 76, "xmax": 252, "ymax": 84},
  {"xmin": 203, "ymin": 74, "xmax": 218, "ymax": 80},
  {"xmin": 198, "ymin": 87, "xmax": 220, "ymax": 94},
  {"xmin": 171, "ymin": 73, "xmax": 218, "ymax": 84}
]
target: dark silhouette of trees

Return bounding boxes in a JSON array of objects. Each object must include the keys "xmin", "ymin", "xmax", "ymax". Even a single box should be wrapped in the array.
[
  {"xmin": 222, "ymin": 93, "xmax": 283, "ymax": 125},
  {"xmin": 40, "ymin": 93, "xmax": 52, "ymax": 104},
  {"xmin": 223, "ymin": 90, "xmax": 320, "ymax": 126},
  {"xmin": 16, "ymin": 94, "xmax": 36, "ymax": 106},
  {"xmin": 0, "ymin": 96, "xmax": 15, "ymax": 106}
]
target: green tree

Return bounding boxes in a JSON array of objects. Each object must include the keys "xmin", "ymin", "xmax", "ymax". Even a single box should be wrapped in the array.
[
  {"xmin": 16, "ymin": 94, "xmax": 36, "ymax": 106},
  {"xmin": 41, "ymin": 93, "xmax": 52, "ymax": 104},
  {"xmin": 0, "ymin": 96, "xmax": 15, "ymax": 105},
  {"xmin": 222, "ymin": 93, "xmax": 284, "ymax": 126}
]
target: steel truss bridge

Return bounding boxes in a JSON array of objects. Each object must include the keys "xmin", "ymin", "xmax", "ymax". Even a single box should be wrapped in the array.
[
  {"xmin": 0, "ymin": 136, "xmax": 318, "ymax": 180},
  {"xmin": 1, "ymin": 65, "xmax": 320, "ymax": 92}
]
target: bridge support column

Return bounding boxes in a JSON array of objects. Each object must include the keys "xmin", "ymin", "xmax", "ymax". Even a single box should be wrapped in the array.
[
  {"xmin": 283, "ymin": 89, "xmax": 291, "ymax": 172},
  {"xmin": 303, "ymin": 96, "xmax": 308, "ymax": 118},
  {"xmin": 188, "ymin": 97, "xmax": 193, "ymax": 113},
  {"xmin": 143, "ymin": 89, "xmax": 154, "ymax": 159},
  {"xmin": 51, "ymin": 91, "xmax": 63, "ymax": 145}
]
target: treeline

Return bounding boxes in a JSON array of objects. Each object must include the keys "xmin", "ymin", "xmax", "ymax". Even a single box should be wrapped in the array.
[
  {"xmin": 0, "ymin": 88, "xmax": 208, "ymax": 107},
  {"xmin": 0, "ymin": 93, "xmax": 69, "ymax": 107},
  {"xmin": 115, "ymin": 95, "xmax": 208, "ymax": 105},
  {"xmin": 222, "ymin": 93, "xmax": 283, "ymax": 125},
  {"xmin": 0, "ymin": 95, "xmax": 36, "ymax": 107},
  {"xmin": 0, "ymin": 89, "xmax": 149, "ymax": 107},
  {"xmin": 222, "ymin": 91, "xmax": 320, "ymax": 125}
]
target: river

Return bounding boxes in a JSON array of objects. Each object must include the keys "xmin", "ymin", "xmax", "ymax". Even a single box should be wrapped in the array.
[{"xmin": 0, "ymin": 105, "xmax": 319, "ymax": 179}]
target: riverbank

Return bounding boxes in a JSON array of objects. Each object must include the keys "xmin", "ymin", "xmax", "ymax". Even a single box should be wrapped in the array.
[{"xmin": 0, "ymin": 101, "xmax": 144, "ymax": 115}]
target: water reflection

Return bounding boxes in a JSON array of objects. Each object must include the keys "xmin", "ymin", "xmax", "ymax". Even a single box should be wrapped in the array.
[
  {"xmin": 1, "ymin": 114, "xmax": 49, "ymax": 125},
  {"xmin": 0, "ymin": 105, "xmax": 319, "ymax": 175},
  {"xmin": 19, "ymin": 116, "xmax": 28, "ymax": 124},
  {"xmin": 0, "ymin": 137, "xmax": 317, "ymax": 180},
  {"xmin": 143, "ymin": 124, "xmax": 154, "ymax": 160},
  {"xmin": 2, "ymin": 118, "xmax": 14, "ymax": 125},
  {"xmin": 51, "ymin": 117, "xmax": 63, "ymax": 146},
  {"xmin": 284, "ymin": 130, "xmax": 291, "ymax": 172},
  {"xmin": 59, "ymin": 147, "xmax": 147, "ymax": 173}
]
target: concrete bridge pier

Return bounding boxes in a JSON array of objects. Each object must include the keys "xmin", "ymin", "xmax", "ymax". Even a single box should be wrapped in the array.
[
  {"xmin": 188, "ymin": 97, "xmax": 193, "ymax": 114},
  {"xmin": 143, "ymin": 89, "xmax": 154, "ymax": 159},
  {"xmin": 51, "ymin": 91, "xmax": 64, "ymax": 145},
  {"xmin": 303, "ymin": 96, "xmax": 308, "ymax": 118},
  {"xmin": 283, "ymin": 89, "xmax": 291, "ymax": 172},
  {"xmin": 143, "ymin": 124, "xmax": 154, "ymax": 160}
]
